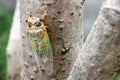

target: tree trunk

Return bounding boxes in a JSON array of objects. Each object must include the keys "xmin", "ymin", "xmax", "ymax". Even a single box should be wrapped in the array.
[
  {"xmin": 67, "ymin": 0, "xmax": 120, "ymax": 80},
  {"xmin": 6, "ymin": 0, "xmax": 21, "ymax": 80},
  {"xmin": 19, "ymin": 0, "xmax": 83, "ymax": 80}
]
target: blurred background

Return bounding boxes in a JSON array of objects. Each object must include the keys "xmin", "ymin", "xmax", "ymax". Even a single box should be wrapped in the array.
[
  {"xmin": 0, "ymin": 0, "xmax": 119, "ymax": 80},
  {"xmin": 0, "ymin": 0, "xmax": 16, "ymax": 80}
]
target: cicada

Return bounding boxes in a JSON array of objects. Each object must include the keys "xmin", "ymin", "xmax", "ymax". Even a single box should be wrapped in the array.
[{"xmin": 26, "ymin": 11, "xmax": 53, "ymax": 76}]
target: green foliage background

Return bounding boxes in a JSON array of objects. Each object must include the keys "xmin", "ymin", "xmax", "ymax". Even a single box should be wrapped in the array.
[{"xmin": 0, "ymin": 4, "xmax": 14, "ymax": 80}]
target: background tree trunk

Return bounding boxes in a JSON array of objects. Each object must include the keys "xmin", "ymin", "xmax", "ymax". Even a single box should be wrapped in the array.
[
  {"xmin": 19, "ymin": 0, "xmax": 83, "ymax": 80},
  {"xmin": 6, "ymin": 1, "xmax": 21, "ymax": 80},
  {"xmin": 68, "ymin": 0, "xmax": 120, "ymax": 80}
]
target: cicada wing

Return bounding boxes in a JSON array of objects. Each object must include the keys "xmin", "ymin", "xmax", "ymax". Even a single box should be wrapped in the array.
[
  {"xmin": 38, "ymin": 32, "xmax": 53, "ymax": 76},
  {"xmin": 27, "ymin": 31, "xmax": 53, "ymax": 76},
  {"xmin": 45, "ymin": 38, "xmax": 53, "ymax": 75},
  {"xmin": 27, "ymin": 34, "xmax": 43, "ymax": 68}
]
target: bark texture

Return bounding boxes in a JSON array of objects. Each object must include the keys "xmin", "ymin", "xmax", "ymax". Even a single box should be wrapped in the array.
[
  {"xmin": 6, "ymin": 1, "xmax": 21, "ymax": 80},
  {"xmin": 68, "ymin": 0, "xmax": 120, "ymax": 80},
  {"xmin": 20, "ymin": 0, "xmax": 83, "ymax": 80}
]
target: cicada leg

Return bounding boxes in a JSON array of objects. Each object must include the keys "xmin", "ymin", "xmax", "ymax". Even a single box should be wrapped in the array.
[{"xmin": 41, "ymin": 9, "xmax": 48, "ymax": 21}]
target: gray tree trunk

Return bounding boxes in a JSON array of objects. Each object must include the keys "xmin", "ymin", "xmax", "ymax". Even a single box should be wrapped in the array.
[
  {"xmin": 67, "ymin": 0, "xmax": 120, "ymax": 80},
  {"xmin": 6, "ymin": 0, "xmax": 21, "ymax": 80},
  {"xmin": 19, "ymin": 0, "xmax": 83, "ymax": 80}
]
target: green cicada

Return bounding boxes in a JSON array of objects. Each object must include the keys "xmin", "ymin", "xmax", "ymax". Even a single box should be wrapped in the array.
[{"xmin": 26, "ymin": 11, "xmax": 53, "ymax": 76}]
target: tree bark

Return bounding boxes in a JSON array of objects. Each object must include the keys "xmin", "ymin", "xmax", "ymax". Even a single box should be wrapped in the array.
[
  {"xmin": 67, "ymin": 0, "xmax": 120, "ymax": 80},
  {"xmin": 19, "ymin": 0, "xmax": 83, "ymax": 80},
  {"xmin": 6, "ymin": 0, "xmax": 21, "ymax": 80}
]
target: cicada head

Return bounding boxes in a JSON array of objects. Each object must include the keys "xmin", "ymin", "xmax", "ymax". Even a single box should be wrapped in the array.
[
  {"xmin": 26, "ymin": 17, "xmax": 45, "ymax": 41},
  {"xmin": 26, "ymin": 17, "xmax": 43, "ymax": 28}
]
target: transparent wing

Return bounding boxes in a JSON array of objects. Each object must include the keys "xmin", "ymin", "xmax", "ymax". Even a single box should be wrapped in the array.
[
  {"xmin": 27, "ymin": 33, "xmax": 42, "ymax": 68},
  {"xmin": 38, "ymin": 31, "xmax": 53, "ymax": 76},
  {"xmin": 28, "ymin": 31, "xmax": 53, "ymax": 76}
]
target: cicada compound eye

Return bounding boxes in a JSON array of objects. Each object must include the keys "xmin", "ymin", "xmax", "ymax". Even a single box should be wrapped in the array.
[
  {"xmin": 26, "ymin": 19, "xmax": 28, "ymax": 22},
  {"xmin": 34, "ymin": 22, "xmax": 41, "ymax": 27},
  {"xmin": 28, "ymin": 22, "xmax": 32, "ymax": 27}
]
